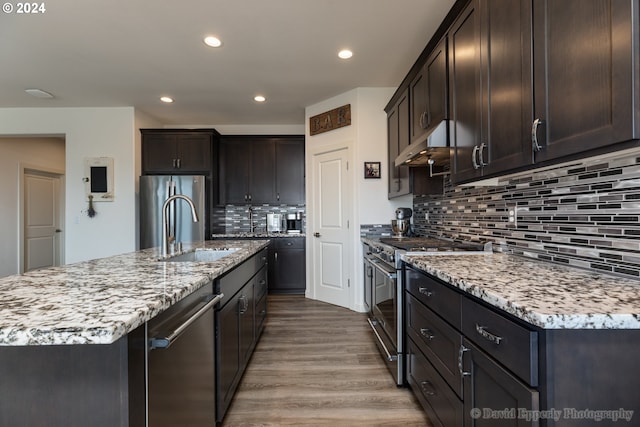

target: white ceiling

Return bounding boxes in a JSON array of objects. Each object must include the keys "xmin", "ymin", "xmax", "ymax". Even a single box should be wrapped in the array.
[{"xmin": 0, "ymin": 0, "xmax": 454, "ymax": 125}]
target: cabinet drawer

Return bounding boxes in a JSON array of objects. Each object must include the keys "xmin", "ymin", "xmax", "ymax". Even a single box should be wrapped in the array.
[
  {"xmin": 405, "ymin": 267, "xmax": 461, "ymax": 329},
  {"xmin": 406, "ymin": 293, "xmax": 462, "ymax": 398},
  {"xmin": 461, "ymin": 297, "xmax": 538, "ymax": 387},
  {"xmin": 273, "ymin": 237, "xmax": 305, "ymax": 249},
  {"xmin": 407, "ymin": 339, "xmax": 463, "ymax": 427}
]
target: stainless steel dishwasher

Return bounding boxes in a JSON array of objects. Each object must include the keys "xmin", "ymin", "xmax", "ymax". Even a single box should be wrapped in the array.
[{"xmin": 147, "ymin": 282, "xmax": 223, "ymax": 426}]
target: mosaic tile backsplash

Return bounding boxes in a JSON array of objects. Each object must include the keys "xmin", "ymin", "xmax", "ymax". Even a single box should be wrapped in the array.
[
  {"xmin": 212, "ymin": 204, "xmax": 305, "ymax": 234},
  {"xmin": 412, "ymin": 149, "xmax": 640, "ymax": 279}
]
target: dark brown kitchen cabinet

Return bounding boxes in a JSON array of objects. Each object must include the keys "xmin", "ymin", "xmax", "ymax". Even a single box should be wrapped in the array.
[
  {"xmin": 216, "ymin": 250, "xmax": 267, "ymax": 423},
  {"xmin": 387, "ymin": 89, "xmax": 411, "ymax": 198},
  {"xmin": 218, "ymin": 135, "xmax": 304, "ymax": 205},
  {"xmin": 268, "ymin": 237, "xmax": 305, "ymax": 294},
  {"xmin": 219, "ymin": 137, "xmax": 276, "ymax": 204},
  {"xmin": 404, "ymin": 263, "xmax": 640, "ymax": 426},
  {"xmin": 450, "ymin": 0, "xmax": 533, "ymax": 183},
  {"xmin": 410, "ymin": 37, "xmax": 448, "ymax": 146},
  {"xmin": 531, "ymin": 0, "xmax": 640, "ymax": 162},
  {"xmin": 275, "ymin": 137, "xmax": 305, "ymax": 204},
  {"xmin": 141, "ymin": 129, "xmax": 216, "ymax": 174},
  {"xmin": 461, "ymin": 338, "xmax": 539, "ymax": 427}
]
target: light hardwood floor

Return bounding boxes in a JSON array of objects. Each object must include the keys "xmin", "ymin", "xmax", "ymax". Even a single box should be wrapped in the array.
[{"xmin": 222, "ymin": 295, "xmax": 432, "ymax": 427}]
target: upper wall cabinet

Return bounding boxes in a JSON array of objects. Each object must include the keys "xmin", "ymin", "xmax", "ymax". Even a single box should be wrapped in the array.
[
  {"xmin": 387, "ymin": 89, "xmax": 412, "ymax": 198},
  {"xmin": 451, "ymin": 0, "xmax": 639, "ymax": 184},
  {"xmin": 218, "ymin": 136, "xmax": 305, "ymax": 205},
  {"xmin": 450, "ymin": 0, "xmax": 533, "ymax": 182},
  {"xmin": 531, "ymin": 0, "xmax": 639, "ymax": 162},
  {"xmin": 275, "ymin": 137, "xmax": 305, "ymax": 204},
  {"xmin": 141, "ymin": 130, "xmax": 217, "ymax": 174},
  {"xmin": 410, "ymin": 37, "xmax": 448, "ymax": 145}
]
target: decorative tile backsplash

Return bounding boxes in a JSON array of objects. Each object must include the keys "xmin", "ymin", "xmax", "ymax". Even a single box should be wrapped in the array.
[
  {"xmin": 413, "ymin": 149, "xmax": 640, "ymax": 279},
  {"xmin": 212, "ymin": 204, "xmax": 305, "ymax": 234}
]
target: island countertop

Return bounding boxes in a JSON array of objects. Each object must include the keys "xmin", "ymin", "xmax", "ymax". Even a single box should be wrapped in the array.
[
  {"xmin": 402, "ymin": 252, "xmax": 640, "ymax": 329},
  {"xmin": 0, "ymin": 240, "xmax": 269, "ymax": 346}
]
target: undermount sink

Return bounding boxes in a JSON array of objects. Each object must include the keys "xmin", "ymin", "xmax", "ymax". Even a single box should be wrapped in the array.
[{"xmin": 161, "ymin": 248, "xmax": 239, "ymax": 263}]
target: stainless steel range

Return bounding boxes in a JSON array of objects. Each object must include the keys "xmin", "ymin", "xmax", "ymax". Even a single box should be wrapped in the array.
[{"xmin": 363, "ymin": 236, "xmax": 491, "ymax": 385}]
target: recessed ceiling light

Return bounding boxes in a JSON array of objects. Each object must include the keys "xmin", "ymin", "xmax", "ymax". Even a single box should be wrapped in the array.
[
  {"xmin": 338, "ymin": 49, "xmax": 353, "ymax": 59},
  {"xmin": 25, "ymin": 88, "xmax": 54, "ymax": 98},
  {"xmin": 254, "ymin": 95, "xmax": 266, "ymax": 102},
  {"xmin": 160, "ymin": 96, "xmax": 174, "ymax": 103},
  {"xmin": 204, "ymin": 36, "xmax": 222, "ymax": 48}
]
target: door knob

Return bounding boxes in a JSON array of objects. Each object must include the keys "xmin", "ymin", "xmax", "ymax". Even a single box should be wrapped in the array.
[{"xmin": 314, "ymin": 232, "xmax": 321, "ymax": 237}]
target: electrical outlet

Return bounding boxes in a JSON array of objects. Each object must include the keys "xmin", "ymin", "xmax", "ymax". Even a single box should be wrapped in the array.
[
  {"xmin": 425, "ymin": 213, "xmax": 430, "ymax": 221},
  {"xmin": 507, "ymin": 204, "xmax": 517, "ymax": 227}
]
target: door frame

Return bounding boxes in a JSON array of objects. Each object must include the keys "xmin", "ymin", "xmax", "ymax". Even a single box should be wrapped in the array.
[
  {"xmin": 306, "ymin": 141, "xmax": 355, "ymax": 310},
  {"xmin": 19, "ymin": 163, "xmax": 65, "ymax": 273}
]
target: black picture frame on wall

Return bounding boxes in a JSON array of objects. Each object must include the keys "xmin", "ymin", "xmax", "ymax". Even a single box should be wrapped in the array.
[{"xmin": 364, "ymin": 162, "xmax": 381, "ymax": 179}]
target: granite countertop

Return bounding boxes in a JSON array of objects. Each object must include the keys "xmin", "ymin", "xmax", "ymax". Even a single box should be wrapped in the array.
[
  {"xmin": 0, "ymin": 240, "xmax": 269, "ymax": 346},
  {"xmin": 212, "ymin": 232, "xmax": 305, "ymax": 238},
  {"xmin": 402, "ymin": 252, "xmax": 640, "ymax": 329}
]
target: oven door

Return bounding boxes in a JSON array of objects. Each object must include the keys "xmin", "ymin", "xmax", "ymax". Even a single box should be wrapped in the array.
[{"xmin": 367, "ymin": 258, "xmax": 401, "ymax": 383}]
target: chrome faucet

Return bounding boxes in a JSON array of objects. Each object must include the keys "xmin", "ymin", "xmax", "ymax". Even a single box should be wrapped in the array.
[{"xmin": 162, "ymin": 194, "xmax": 199, "ymax": 256}]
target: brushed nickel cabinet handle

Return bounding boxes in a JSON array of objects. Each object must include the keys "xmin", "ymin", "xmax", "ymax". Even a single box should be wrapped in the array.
[
  {"xmin": 532, "ymin": 118, "xmax": 544, "ymax": 152},
  {"xmin": 475, "ymin": 324, "xmax": 503, "ymax": 345},
  {"xmin": 420, "ymin": 328, "xmax": 435, "ymax": 340}
]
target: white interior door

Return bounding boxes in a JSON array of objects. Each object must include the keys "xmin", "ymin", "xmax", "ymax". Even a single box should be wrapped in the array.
[
  {"xmin": 309, "ymin": 146, "xmax": 352, "ymax": 309},
  {"xmin": 24, "ymin": 170, "xmax": 63, "ymax": 272}
]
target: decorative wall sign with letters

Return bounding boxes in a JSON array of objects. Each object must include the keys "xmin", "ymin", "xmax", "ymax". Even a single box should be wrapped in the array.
[{"xmin": 309, "ymin": 104, "xmax": 351, "ymax": 136}]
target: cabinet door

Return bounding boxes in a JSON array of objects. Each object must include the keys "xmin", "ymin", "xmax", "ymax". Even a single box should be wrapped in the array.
[
  {"xmin": 269, "ymin": 239, "xmax": 305, "ymax": 294},
  {"xmin": 426, "ymin": 37, "xmax": 448, "ymax": 131},
  {"xmin": 239, "ymin": 282, "xmax": 255, "ymax": 367},
  {"xmin": 275, "ymin": 138, "xmax": 305, "ymax": 204},
  {"xmin": 388, "ymin": 89, "xmax": 411, "ymax": 198},
  {"xmin": 410, "ymin": 66, "xmax": 428, "ymax": 145},
  {"xmin": 411, "ymin": 38, "xmax": 448, "ymax": 146},
  {"xmin": 142, "ymin": 132, "xmax": 213, "ymax": 174},
  {"xmin": 219, "ymin": 138, "xmax": 250, "ymax": 204},
  {"xmin": 142, "ymin": 134, "xmax": 179, "ymax": 173},
  {"xmin": 449, "ymin": 1, "xmax": 483, "ymax": 182},
  {"xmin": 462, "ymin": 339, "xmax": 539, "ymax": 427},
  {"xmin": 176, "ymin": 133, "xmax": 212, "ymax": 172},
  {"xmin": 480, "ymin": 0, "xmax": 533, "ymax": 176},
  {"xmin": 248, "ymin": 140, "xmax": 276, "ymax": 204},
  {"xmin": 217, "ymin": 292, "xmax": 241, "ymax": 419},
  {"xmin": 533, "ymin": 0, "xmax": 638, "ymax": 162}
]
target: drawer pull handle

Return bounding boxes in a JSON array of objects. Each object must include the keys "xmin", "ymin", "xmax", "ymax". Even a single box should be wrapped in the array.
[
  {"xmin": 420, "ymin": 328, "xmax": 435, "ymax": 340},
  {"xmin": 475, "ymin": 324, "xmax": 503, "ymax": 345},
  {"xmin": 420, "ymin": 381, "xmax": 437, "ymax": 396},
  {"xmin": 458, "ymin": 344, "xmax": 471, "ymax": 376},
  {"xmin": 418, "ymin": 287, "xmax": 433, "ymax": 297}
]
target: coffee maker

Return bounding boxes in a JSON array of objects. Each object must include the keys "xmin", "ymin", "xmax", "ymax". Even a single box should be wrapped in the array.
[{"xmin": 286, "ymin": 212, "xmax": 303, "ymax": 234}]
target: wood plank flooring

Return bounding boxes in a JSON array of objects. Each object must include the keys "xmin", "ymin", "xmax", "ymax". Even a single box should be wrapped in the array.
[{"xmin": 221, "ymin": 295, "xmax": 432, "ymax": 427}]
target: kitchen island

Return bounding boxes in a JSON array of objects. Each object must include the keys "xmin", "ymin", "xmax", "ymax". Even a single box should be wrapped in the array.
[
  {"xmin": 0, "ymin": 239, "xmax": 269, "ymax": 426},
  {"xmin": 401, "ymin": 253, "xmax": 640, "ymax": 426}
]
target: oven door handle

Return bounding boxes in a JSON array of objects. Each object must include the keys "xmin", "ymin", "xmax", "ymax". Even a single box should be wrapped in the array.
[
  {"xmin": 370, "ymin": 259, "xmax": 397, "ymax": 280},
  {"xmin": 367, "ymin": 318, "xmax": 397, "ymax": 362}
]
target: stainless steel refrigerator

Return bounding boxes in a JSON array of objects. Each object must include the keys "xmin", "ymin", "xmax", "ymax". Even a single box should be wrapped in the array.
[{"xmin": 140, "ymin": 175, "xmax": 206, "ymax": 249}]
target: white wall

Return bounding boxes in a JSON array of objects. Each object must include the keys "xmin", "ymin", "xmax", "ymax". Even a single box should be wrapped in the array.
[
  {"xmin": 0, "ymin": 137, "xmax": 65, "ymax": 276},
  {"xmin": 305, "ymin": 88, "xmax": 412, "ymax": 312},
  {"xmin": 0, "ymin": 107, "xmax": 137, "ymax": 264}
]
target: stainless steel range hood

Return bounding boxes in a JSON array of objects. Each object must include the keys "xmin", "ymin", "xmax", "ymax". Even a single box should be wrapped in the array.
[{"xmin": 394, "ymin": 120, "xmax": 449, "ymax": 168}]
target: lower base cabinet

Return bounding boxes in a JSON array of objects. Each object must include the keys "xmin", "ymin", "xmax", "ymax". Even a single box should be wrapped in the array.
[
  {"xmin": 404, "ymin": 264, "xmax": 640, "ymax": 427},
  {"xmin": 216, "ymin": 249, "xmax": 267, "ymax": 424},
  {"xmin": 268, "ymin": 237, "xmax": 306, "ymax": 294}
]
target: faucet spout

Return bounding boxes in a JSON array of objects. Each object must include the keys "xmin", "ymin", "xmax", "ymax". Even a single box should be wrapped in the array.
[{"xmin": 162, "ymin": 194, "xmax": 199, "ymax": 256}]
